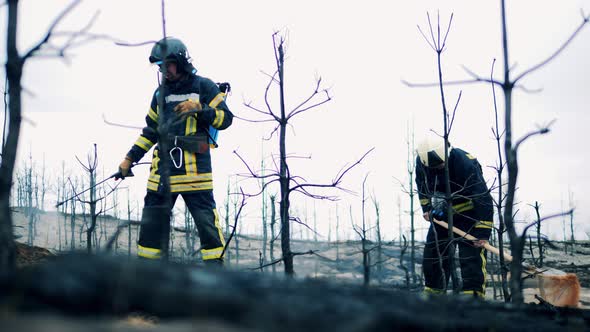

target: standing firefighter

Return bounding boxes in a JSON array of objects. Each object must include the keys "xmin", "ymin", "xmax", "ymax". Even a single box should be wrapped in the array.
[
  {"xmin": 415, "ymin": 138, "xmax": 494, "ymax": 298},
  {"xmin": 116, "ymin": 37, "xmax": 233, "ymax": 265}
]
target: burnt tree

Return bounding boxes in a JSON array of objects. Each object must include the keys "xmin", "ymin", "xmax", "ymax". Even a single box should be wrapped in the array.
[{"xmin": 239, "ymin": 31, "xmax": 372, "ymax": 275}]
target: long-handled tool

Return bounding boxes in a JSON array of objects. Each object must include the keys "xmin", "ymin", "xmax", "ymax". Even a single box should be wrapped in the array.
[
  {"xmin": 432, "ymin": 218, "xmax": 581, "ymax": 307},
  {"xmin": 55, "ymin": 168, "xmax": 134, "ymax": 208}
]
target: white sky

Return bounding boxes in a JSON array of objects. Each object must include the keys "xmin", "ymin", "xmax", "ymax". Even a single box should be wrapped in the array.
[{"xmin": 1, "ymin": 0, "xmax": 589, "ymax": 241}]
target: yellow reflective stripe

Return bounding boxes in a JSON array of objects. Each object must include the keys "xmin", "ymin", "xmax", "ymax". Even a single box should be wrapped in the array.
[
  {"xmin": 465, "ymin": 153, "xmax": 476, "ymax": 160},
  {"xmin": 170, "ymin": 182, "xmax": 213, "ymax": 192},
  {"xmin": 423, "ymin": 287, "xmax": 445, "ymax": 295},
  {"xmin": 212, "ymin": 109, "xmax": 225, "ymax": 128},
  {"xmin": 453, "ymin": 200, "xmax": 474, "ymax": 213},
  {"xmin": 214, "ymin": 209, "xmax": 225, "ymax": 246},
  {"xmin": 184, "ymin": 117, "xmax": 197, "ymax": 175},
  {"xmin": 460, "ymin": 290, "xmax": 485, "ymax": 298},
  {"xmin": 149, "ymin": 173, "xmax": 213, "ymax": 184},
  {"xmin": 135, "ymin": 136, "xmax": 154, "ymax": 152},
  {"xmin": 138, "ymin": 245, "xmax": 162, "ymax": 259},
  {"xmin": 151, "ymin": 149, "xmax": 159, "ymax": 175},
  {"xmin": 184, "ymin": 115, "xmax": 191, "ymax": 136},
  {"xmin": 209, "ymin": 92, "xmax": 225, "ymax": 108},
  {"xmin": 480, "ymin": 247, "xmax": 487, "ymax": 293},
  {"xmin": 148, "ymin": 108, "xmax": 158, "ymax": 122},
  {"xmin": 475, "ymin": 220, "xmax": 493, "ymax": 229},
  {"xmin": 147, "ymin": 180, "xmax": 213, "ymax": 190},
  {"xmin": 183, "ymin": 149, "xmax": 194, "ymax": 175},
  {"xmin": 147, "ymin": 181, "xmax": 158, "ymax": 191},
  {"xmin": 201, "ymin": 246, "xmax": 224, "ymax": 260},
  {"xmin": 420, "ymin": 198, "xmax": 429, "ymax": 206},
  {"xmin": 184, "ymin": 117, "xmax": 197, "ymax": 174}
]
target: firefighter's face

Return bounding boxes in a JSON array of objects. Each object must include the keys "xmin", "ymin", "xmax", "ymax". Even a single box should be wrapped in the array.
[
  {"xmin": 434, "ymin": 162, "xmax": 445, "ymax": 170},
  {"xmin": 160, "ymin": 61, "xmax": 181, "ymax": 82},
  {"xmin": 428, "ymin": 162, "xmax": 445, "ymax": 173}
]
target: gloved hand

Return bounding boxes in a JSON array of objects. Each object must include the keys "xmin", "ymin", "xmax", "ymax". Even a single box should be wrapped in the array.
[
  {"xmin": 115, "ymin": 157, "xmax": 133, "ymax": 180},
  {"xmin": 174, "ymin": 99, "xmax": 202, "ymax": 114},
  {"xmin": 430, "ymin": 208, "xmax": 447, "ymax": 221}
]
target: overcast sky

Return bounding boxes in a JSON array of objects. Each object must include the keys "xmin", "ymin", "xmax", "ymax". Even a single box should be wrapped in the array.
[{"xmin": 2, "ymin": 0, "xmax": 589, "ymax": 241}]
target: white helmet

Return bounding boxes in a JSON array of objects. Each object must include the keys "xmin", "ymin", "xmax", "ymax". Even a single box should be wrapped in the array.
[{"xmin": 416, "ymin": 138, "xmax": 451, "ymax": 168}]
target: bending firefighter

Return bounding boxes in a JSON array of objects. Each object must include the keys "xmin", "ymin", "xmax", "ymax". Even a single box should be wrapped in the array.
[
  {"xmin": 415, "ymin": 138, "xmax": 494, "ymax": 298},
  {"xmin": 116, "ymin": 37, "xmax": 233, "ymax": 265}
]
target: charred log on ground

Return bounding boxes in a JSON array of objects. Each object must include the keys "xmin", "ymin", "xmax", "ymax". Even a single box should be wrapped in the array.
[{"xmin": 0, "ymin": 253, "xmax": 588, "ymax": 332}]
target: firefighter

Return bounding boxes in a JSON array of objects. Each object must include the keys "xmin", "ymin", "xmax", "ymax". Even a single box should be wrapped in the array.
[
  {"xmin": 415, "ymin": 138, "xmax": 494, "ymax": 298},
  {"xmin": 116, "ymin": 37, "xmax": 233, "ymax": 265}
]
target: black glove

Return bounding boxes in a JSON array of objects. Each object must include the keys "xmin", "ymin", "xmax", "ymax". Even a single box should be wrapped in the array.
[
  {"xmin": 431, "ymin": 208, "xmax": 447, "ymax": 221},
  {"xmin": 114, "ymin": 166, "xmax": 134, "ymax": 180}
]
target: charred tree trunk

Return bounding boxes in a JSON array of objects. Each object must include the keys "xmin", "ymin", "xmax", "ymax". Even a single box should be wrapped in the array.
[
  {"xmin": 86, "ymin": 166, "xmax": 97, "ymax": 254},
  {"xmin": 224, "ymin": 182, "xmax": 231, "ymax": 265},
  {"xmin": 0, "ymin": 0, "xmax": 22, "ymax": 275},
  {"xmin": 70, "ymin": 197, "xmax": 76, "ymax": 250},
  {"xmin": 269, "ymin": 195, "xmax": 277, "ymax": 274},
  {"xmin": 533, "ymin": 201, "xmax": 543, "ymax": 267},
  {"xmin": 261, "ymin": 156, "xmax": 268, "ymax": 266},
  {"xmin": 127, "ymin": 192, "xmax": 132, "ymax": 257},
  {"xmin": 277, "ymin": 43, "xmax": 293, "ymax": 275}
]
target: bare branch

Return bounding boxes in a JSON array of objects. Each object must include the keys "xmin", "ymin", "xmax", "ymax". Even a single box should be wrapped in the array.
[
  {"xmin": 447, "ymin": 90, "xmax": 462, "ymax": 133},
  {"xmin": 461, "ymin": 65, "xmax": 506, "ymax": 88},
  {"xmin": 288, "ymin": 77, "xmax": 330, "ymax": 116},
  {"xmin": 402, "ymin": 77, "xmax": 501, "ymax": 88},
  {"xmin": 417, "ymin": 24, "xmax": 436, "ymax": 51},
  {"xmin": 290, "ymin": 148, "xmax": 374, "ymax": 193},
  {"xmin": 102, "ymin": 114, "xmax": 143, "ymax": 130},
  {"xmin": 290, "ymin": 216, "xmax": 321, "ymax": 238},
  {"xmin": 243, "ymin": 100, "xmax": 269, "ymax": 117},
  {"xmin": 522, "ymin": 208, "xmax": 574, "ymax": 236},
  {"xmin": 440, "ymin": 13, "xmax": 454, "ymax": 52},
  {"xmin": 514, "ymin": 13, "xmax": 590, "ymax": 83},
  {"xmin": 259, "ymin": 69, "xmax": 280, "ymax": 85},
  {"xmin": 22, "ymin": 0, "xmax": 82, "ymax": 60},
  {"xmin": 233, "ymin": 150, "xmax": 278, "ymax": 180},
  {"xmin": 115, "ymin": 40, "xmax": 158, "ymax": 47},
  {"xmin": 263, "ymin": 70, "xmax": 280, "ymax": 119},
  {"xmin": 289, "ymin": 88, "xmax": 331, "ymax": 119},
  {"xmin": 221, "ymin": 188, "xmax": 247, "ymax": 259},
  {"xmin": 428, "ymin": 12, "xmax": 437, "ymax": 50},
  {"xmin": 513, "ymin": 84, "xmax": 543, "ymax": 93},
  {"xmin": 248, "ymin": 250, "xmax": 315, "ymax": 271},
  {"xmin": 55, "ymin": 10, "xmax": 101, "ymax": 54},
  {"xmin": 513, "ymin": 119, "xmax": 556, "ymax": 151}
]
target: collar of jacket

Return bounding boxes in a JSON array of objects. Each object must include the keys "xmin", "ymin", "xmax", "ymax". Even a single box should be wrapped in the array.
[{"xmin": 164, "ymin": 73, "xmax": 195, "ymax": 92}]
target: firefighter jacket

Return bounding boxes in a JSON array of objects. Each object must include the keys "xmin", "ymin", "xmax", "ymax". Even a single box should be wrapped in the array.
[
  {"xmin": 415, "ymin": 148, "xmax": 494, "ymax": 239},
  {"xmin": 126, "ymin": 73, "xmax": 233, "ymax": 193}
]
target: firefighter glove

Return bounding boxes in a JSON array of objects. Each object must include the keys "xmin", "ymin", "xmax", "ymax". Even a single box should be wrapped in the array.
[
  {"xmin": 116, "ymin": 157, "xmax": 133, "ymax": 180},
  {"xmin": 174, "ymin": 99, "xmax": 202, "ymax": 114},
  {"xmin": 431, "ymin": 208, "xmax": 447, "ymax": 221}
]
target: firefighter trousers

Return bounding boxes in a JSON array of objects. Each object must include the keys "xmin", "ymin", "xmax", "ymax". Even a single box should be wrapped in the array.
[
  {"xmin": 422, "ymin": 220, "xmax": 488, "ymax": 296},
  {"xmin": 137, "ymin": 190, "xmax": 225, "ymax": 262}
]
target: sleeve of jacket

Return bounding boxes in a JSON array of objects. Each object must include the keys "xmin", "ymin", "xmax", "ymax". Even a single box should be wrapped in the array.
[
  {"xmin": 125, "ymin": 92, "xmax": 159, "ymax": 162},
  {"xmin": 197, "ymin": 78, "xmax": 233, "ymax": 130},
  {"xmin": 457, "ymin": 157, "xmax": 494, "ymax": 239},
  {"xmin": 415, "ymin": 157, "xmax": 432, "ymax": 213}
]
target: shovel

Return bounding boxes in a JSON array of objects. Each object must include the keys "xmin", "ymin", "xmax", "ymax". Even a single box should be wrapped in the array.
[{"xmin": 432, "ymin": 218, "xmax": 581, "ymax": 307}]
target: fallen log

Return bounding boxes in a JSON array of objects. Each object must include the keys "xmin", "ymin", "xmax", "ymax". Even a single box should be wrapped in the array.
[{"xmin": 1, "ymin": 253, "xmax": 588, "ymax": 332}]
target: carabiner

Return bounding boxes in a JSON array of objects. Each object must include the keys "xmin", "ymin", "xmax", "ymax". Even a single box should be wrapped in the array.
[{"xmin": 170, "ymin": 136, "xmax": 183, "ymax": 169}]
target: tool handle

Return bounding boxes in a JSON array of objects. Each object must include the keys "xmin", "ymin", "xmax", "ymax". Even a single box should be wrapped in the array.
[{"xmin": 432, "ymin": 218, "xmax": 514, "ymax": 262}]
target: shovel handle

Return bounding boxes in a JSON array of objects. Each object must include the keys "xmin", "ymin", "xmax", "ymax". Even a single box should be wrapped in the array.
[{"xmin": 432, "ymin": 218, "xmax": 514, "ymax": 262}]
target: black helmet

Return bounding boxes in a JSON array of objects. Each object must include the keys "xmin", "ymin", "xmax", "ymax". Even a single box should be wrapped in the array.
[{"xmin": 149, "ymin": 37, "xmax": 195, "ymax": 73}]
